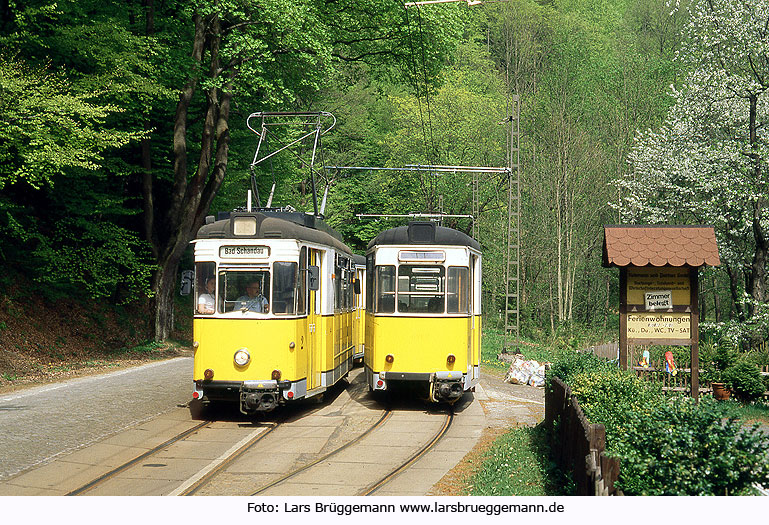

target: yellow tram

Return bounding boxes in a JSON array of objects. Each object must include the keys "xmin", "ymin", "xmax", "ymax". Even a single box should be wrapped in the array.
[
  {"xmin": 191, "ymin": 210, "xmax": 358, "ymax": 414},
  {"xmin": 364, "ymin": 221, "xmax": 482, "ymax": 402}
]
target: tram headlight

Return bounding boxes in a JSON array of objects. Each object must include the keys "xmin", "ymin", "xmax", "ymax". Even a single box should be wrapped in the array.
[
  {"xmin": 204, "ymin": 369, "xmax": 214, "ymax": 380},
  {"xmin": 447, "ymin": 354, "xmax": 456, "ymax": 364},
  {"xmin": 234, "ymin": 348, "xmax": 251, "ymax": 367},
  {"xmin": 385, "ymin": 354, "xmax": 394, "ymax": 364},
  {"xmin": 271, "ymin": 369, "xmax": 282, "ymax": 380}
]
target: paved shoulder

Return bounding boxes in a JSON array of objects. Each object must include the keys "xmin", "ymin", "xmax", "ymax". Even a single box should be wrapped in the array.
[{"xmin": 0, "ymin": 357, "xmax": 193, "ymax": 481}]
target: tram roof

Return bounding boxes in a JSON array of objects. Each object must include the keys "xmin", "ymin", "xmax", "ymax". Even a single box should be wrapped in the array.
[
  {"xmin": 196, "ymin": 211, "xmax": 353, "ymax": 255},
  {"xmin": 368, "ymin": 221, "xmax": 480, "ymax": 251}
]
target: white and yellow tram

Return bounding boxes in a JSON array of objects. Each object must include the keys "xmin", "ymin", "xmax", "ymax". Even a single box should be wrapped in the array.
[
  {"xmin": 191, "ymin": 211, "xmax": 358, "ymax": 414},
  {"xmin": 364, "ymin": 221, "xmax": 482, "ymax": 402}
]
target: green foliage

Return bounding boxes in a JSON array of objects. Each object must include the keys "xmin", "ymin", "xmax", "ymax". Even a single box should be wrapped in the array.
[
  {"xmin": 0, "ymin": 54, "xmax": 141, "ymax": 190},
  {"xmin": 721, "ymin": 362, "xmax": 766, "ymax": 402},
  {"xmin": 550, "ymin": 351, "xmax": 769, "ymax": 495},
  {"xmin": 611, "ymin": 397, "xmax": 769, "ymax": 495},
  {"xmin": 570, "ymin": 368, "xmax": 665, "ymax": 446},
  {"xmin": 546, "ymin": 350, "xmax": 614, "ymax": 388}
]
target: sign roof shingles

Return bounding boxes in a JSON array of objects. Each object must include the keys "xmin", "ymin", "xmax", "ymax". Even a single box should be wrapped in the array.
[{"xmin": 602, "ymin": 225, "xmax": 720, "ymax": 268}]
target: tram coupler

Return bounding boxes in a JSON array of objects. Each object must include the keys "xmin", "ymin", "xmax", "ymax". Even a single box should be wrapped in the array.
[
  {"xmin": 431, "ymin": 372, "xmax": 464, "ymax": 402},
  {"xmin": 239, "ymin": 380, "xmax": 281, "ymax": 414}
]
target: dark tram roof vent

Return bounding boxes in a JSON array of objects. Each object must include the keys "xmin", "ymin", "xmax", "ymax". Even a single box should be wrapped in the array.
[{"xmin": 408, "ymin": 221, "xmax": 436, "ymax": 244}]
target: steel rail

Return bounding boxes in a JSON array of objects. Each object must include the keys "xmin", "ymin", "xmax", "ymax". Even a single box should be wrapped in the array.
[
  {"xmin": 359, "ymin": 408, "xmax": 454, "ymax": 496},
  {"xmin": 249, "ymin": 409, "xmax": 393, "ymax": 495},
  {"xmin": 179, "ymin": 421, "xmax": 282, "ymax": 496},
  {"xmin": 66, "ymin": 420, "xmax": 211, "ymax": 496}
]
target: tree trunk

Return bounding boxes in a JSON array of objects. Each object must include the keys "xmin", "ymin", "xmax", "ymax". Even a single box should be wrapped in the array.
[
  {"xmin": 747, "ymin": 93, "xmax": 768, "ymax": 317},
  {"xmin": 725, "ymin": 262, "xmax": 745, "ymax": 322},
  {"xmin": 152, "ymin": 256, "xmax": 181, "ymax": 341},
  {"xmin": 149, "ymin": 12, "xmax": 234, "ymax": 341}
]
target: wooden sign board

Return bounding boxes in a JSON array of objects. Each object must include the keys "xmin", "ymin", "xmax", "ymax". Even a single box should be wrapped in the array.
[
  {"xmin": 626, "ymin": 267, "xmax": 689, "ymax": 306},
  {"xmin": 626, "ymin": 312, "xmax": 691, "ymax": 344},
  {"xmin": 618, "ymin": 265, "xmax": 700, "ymax": 399}
]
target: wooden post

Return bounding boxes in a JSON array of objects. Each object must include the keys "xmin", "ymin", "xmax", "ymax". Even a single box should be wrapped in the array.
[
  {"xmin": 619, "ymin": 268, "xmax": 628, "ymax": 370},
  {"xmin": 690, "ymin": 267, "xmax": 700, "ymax": 401}
]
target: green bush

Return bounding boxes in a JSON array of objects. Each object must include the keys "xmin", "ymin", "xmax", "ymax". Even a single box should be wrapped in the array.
[
  {"xmin": 546, "ymin": 350, "xmax": 614, "ymax": 388},
  {"xmin": 722, "ymin": 361, "xmax": 766, "ymax": 401},
  {"xmin": 569, "ymin": 368, "xmax": 665, "ymax": 446},
  {"xmin": 611, "ymin": 397, "xmax": 769, "ymax": 495}
]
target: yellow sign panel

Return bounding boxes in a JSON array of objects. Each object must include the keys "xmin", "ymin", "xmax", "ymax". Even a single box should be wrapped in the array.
[
  {"xmin": 627, "ymin": 267, "xmax": 690, "ymax": 306},
  {"xmin": 626, "ymin": 312, "xmax": 691, "ymax": 340}
]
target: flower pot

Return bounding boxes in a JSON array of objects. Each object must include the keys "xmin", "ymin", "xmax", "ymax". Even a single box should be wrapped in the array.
[{"xmin": 712, "ymin": 382, "xmax": 731, "ymax": 401}]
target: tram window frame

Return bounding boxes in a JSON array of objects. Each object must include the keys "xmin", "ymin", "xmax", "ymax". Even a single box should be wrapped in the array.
[
  {"xmin": 447, "ymin": 266, "xmax": 470, "ymax": 314},
  {"xmin": 218, "ymin": 269, "xmax": 270, "ymax": 313},
  {"xmin": 195, "ymin": 262, "xmax": 216, "ymax": 315},
  {"xmin": 272, "ymin": 261, "xmax": 298, "ymax": 315},
  {"xmin": 375, "ymin": 265, "xmax": 396, "ymax": 313},
  {"xmin": 297, "ymin": 247, "xmax": 307, "ymax": 316},
  {"xmin": 366, "ymin": 255, "xmax": 374, "ymax": 311},
  {"xmin": 396, "ymin": 265, "xmax": 445, "ymax": 314}
]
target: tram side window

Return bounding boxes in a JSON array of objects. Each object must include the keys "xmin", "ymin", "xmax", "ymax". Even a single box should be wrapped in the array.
[
  {"xmin": 397, "ymin": 265, "xmax": 445, "ymax": 314},
  {"xmin": 195, "ymin": 262, "xmax": 216, "ymax": 314},
  {"xmin": 376, "ymin": 265, "xmax": 395, "ymax": 313},
  {"xmin": 447, "ymin": 266, "xmax": 469, "ymax": 314},
  {"xmin": 366, "ymin": 255, "xmax": 374, "ymax": 311},
  {"xmin": 272, "ymin": 262, "xmax": 298, "ymax": 315},
  {"xmin": 334, "ymin": 257, "xmax": 342, "ymax": 313}
]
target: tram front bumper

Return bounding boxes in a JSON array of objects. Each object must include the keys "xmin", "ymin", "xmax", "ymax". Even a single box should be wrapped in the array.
[{"xmin": 239, "ymin": 380, "xmax": 292, "ymax": 414}]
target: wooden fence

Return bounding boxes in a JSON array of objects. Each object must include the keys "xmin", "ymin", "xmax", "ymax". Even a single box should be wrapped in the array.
[
  {"xmin": 545, "ymin": 377, "xmax": 621, "ymax": 496},
  {"xmin": 583, "ymin": 343, "xmax": 769, "ymax": 396},
  {"xmin": 582, "ymin": 342, "xmax": 619, "ymax": 361}
]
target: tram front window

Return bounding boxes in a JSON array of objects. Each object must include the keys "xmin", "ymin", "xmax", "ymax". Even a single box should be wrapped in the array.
[
  {"xmin": 219, "ymin": 270, "xmax": 270, "ymax": 313},
  {"xmin": 397, "ymin": 265, "xmax": 445, "ymax": 314}
]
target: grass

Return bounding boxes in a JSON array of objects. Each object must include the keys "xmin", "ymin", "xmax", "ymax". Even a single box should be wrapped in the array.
[
  {"xmin": 481, "ymin": 328, "xmax": 563, "ymax": 371},
  {"xmin": 722, "ymin": 398, "xmax": 769, "ymax": 425},
  {"xmin": 469, "ymin": 424, "xmax": 574, "ymax": 496},
  {"xmin": 472, "ymin": 328, "xmax": 578, "ymax": 496}
]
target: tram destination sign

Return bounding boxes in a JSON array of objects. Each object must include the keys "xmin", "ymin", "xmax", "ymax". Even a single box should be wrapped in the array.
[{"xmin": 219, "ymin": 245, "xmax": 270, "ymax": 258}]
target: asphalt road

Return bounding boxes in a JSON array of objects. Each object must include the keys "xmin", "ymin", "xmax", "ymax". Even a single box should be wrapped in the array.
[{"xmin": 0, "ymin": 357, "xmax": 192, "ymax": 481}]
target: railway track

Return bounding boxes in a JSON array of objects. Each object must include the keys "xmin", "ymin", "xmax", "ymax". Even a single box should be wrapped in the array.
[
  {"xmin": 64, "ymin": 403, "xmax": 455, "ymax": 497},
  {"xmin": 66, "ymin": 420, "xmax": 213, "ymax": 496},
  {"xmin": 360, "ymin": 408, "xmax": 454, "ymax": 496},
  {"xmin": 25, "ymin": 367, "xmax": 463, "ymax": 497},
  {"xmin": 248, "ymin": 409, "xmax": 394, "ymax": 496}
]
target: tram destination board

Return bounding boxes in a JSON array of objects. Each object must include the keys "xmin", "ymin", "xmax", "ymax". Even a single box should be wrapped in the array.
[{"xmin": 219, "ymin": 245, "xmax": 270, "ymax": 258}]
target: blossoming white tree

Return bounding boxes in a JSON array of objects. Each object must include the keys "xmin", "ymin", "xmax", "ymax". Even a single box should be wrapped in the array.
[{"xmin": 617, "ymin": 0, "xmax": 768, "ymax": 334}]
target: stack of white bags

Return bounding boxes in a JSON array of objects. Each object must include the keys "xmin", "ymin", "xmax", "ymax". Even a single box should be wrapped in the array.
[{"xmin": 503, "ymin": 356, "xmax": 548, "ymax": 387}]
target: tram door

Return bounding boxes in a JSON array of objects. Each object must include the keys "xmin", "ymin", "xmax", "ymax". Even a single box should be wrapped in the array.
[
  {"xmin": 307, "ymin": 249, "xmax": 322, "ymax": 391},
  {"xmin": 470, "ymin": 255, "xmax": 479, "ymax": 381}
]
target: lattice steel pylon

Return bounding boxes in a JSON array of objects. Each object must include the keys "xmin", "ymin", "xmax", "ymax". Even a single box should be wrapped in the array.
[{"xmin": 503, "ymin": 95, "xmax": 521, "ymax": 353}]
